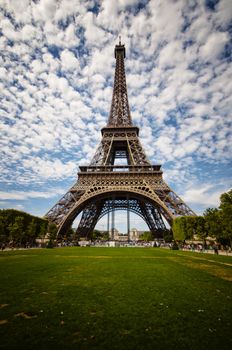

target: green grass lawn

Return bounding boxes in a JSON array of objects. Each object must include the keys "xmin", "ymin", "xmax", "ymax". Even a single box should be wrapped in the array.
[{"xmin": 0, "ymin": 247, "xmax": 231, "ymax": 350}]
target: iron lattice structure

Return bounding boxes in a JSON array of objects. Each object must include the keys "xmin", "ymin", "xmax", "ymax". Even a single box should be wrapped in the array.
[{"xmin": 45, "ymin": 41, "xmax": 195, "ymax": 239}]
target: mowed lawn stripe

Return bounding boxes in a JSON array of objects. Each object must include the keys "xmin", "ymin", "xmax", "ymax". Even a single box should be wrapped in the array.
[{"xmin": 0, "ymin": 247, "xmax": 231, "ymax": 350}]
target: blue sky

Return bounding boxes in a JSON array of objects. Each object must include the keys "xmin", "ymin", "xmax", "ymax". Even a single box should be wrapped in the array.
[{"xmin": 0, "ymin": 0, "xmax": 231, "ymax": 233}]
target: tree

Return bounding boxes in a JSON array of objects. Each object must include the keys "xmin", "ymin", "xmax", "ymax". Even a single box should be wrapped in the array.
[
  {"xmin": 56, "ymin": 227, "xmax": 76, "ymax": 244},
  {"xmin": 89, "ymin": 230, "xmax": 110, "ymax": 241},
  {"xmin": 204, "ymin": 208, "xmax": 221, "ymax": 237},
  {"xmin": 139, "ymin": 231, "xmax": 153, "ymax": 242},
  {"xmin": 185, "ymin": 217, "xmax": 197, "ymax": 239},
  {"xmin": 204, "ymin": 189, "xmax": 232, "ymax": 247},
  {"xmin": 172, "ymin": 217, "xmax": 189, "ymax": 241},
  {"xmin": 101, "ymin": 231, "xmax": 109, "ymax": 241},
  {"xmin": 219, "ymin": 189, "xmax": 232, "ymax": 247},
  {"xmin": 220, "ymin": 189, "xmax": 232, "ymax": 212},
  {"xmin": 38, "ymin": 222, "xmax": 48, "ymax": 240},
  {"xmin": 25, "ymin": 219, "xmax": 37, "ymax": 247},
  {"xmin": 172, "ymin": 216, "xmax": 201, "ymax": 242},
  {"xmin": 65, "ymin": 227, "xmax": 75, "ymax": 241},
  {"xmin": 47, "ymin": 223, "xmax": 58, "ymax": 247},
  {"xmin": 0, "ymin": 209, "xmax": 48, "ymax": 248},
  {"xmin": 195, "ymin": 216, "xmax": 208, "ymax": 244},
  {"xmin": 0, "ymin": 215, "xmax": 8, "ymax": 245},
  {"xmin": 48, "ymin": 223, "xmax": 58, "ymax": 239},
  {"xmin": 163, "ymin": 230, "xmax": 173, "ymax": 243},
  {"xmin": 8, "ymin": 216, "xmax": 24, "ymax": 246}
]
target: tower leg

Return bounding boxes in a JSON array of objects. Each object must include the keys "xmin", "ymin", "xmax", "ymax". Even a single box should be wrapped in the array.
[
  {"xmin": 76, "ymin": 200, "xmax": 104, "ymax": 239},
  {"xmin": 138, "ymin": 201, "xmax": 166, "ymax": 238}
]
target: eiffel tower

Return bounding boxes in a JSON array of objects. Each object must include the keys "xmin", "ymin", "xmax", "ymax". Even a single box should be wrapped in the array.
[{"xmin": 45, "ymin": 40, "xmax": 195, "ymax": 239}]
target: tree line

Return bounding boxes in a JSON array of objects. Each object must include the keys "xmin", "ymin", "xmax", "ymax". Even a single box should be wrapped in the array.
[
  {"xmin": 172, "ymin": 189, "xmax": 232, "ymax": 248},
  {"xmin": 0, "ymin": 209, "xmax": 49, "ymax": 248},
  {"xmin": 0, "ymin": 209, "xmax": 79, "ymax": 249}
]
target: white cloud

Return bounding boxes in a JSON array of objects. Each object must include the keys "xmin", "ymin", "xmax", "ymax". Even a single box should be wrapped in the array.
[
  {"xmin": 1, "ymin": 0, "xmax": 31, "ymax": 23},
  {"xmin": 1, "ymin": 17, "xmax": 19, "ymax": 41},
  {"xmin": 32, "ymin": 0, "xmax": 57, "ymax": 22},
  {"xmin": 21, "ymin": 24, "xmax": 37, "ymax": 41},
  {"xmin": 200, "ymin": 32, "xmax": 229, "ymax": 61},
  {"xmin": 46, "ymin": 73, "xmax": 69, "ymax": 93},
  {"xmin": 42, "ymin": 52, "xmax": 60, "ymax": 71},
  {"xmin": 214, "ymin": 0, "xmax": 232, "ymax": 26},
  {"xmin": 188, "ymin": 14, "xmax": 213, "ymax": 45},
  {"xmin": 82, "ymin": 12, "xmax": 108, "ymax": 45},
  {"xmin": 158, "ymin": 41, "xmax": 183, "ymax": 68},
  {"xmin": 0, "ymin": 202, "xmax": 25, "ymax": 211},
  {"xmin": 60, "ymin": 49, "xmax": 80, "ymax": 71},
  {"xmin": 22, "ymin": 158, "xmax": 77, "ymax": 180},
  {"xmin": 31, "ymin": 59, "xmax": 47, "ymax": 74},
  {"xmin": 182, "ymin": 185, "xmax": 224, "ymax": 208},
  {"xmin": 0, "ymin": 189, "xmax": 65, "ymax": 201},
  {"xmin": 148, "ymin": 0, "xmax": 184, "ymax": 40}
]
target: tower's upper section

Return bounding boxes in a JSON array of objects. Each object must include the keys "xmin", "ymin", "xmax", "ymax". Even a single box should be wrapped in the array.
[{"xmin": 107, "ymin": 40, "xmax": 132, "ymax": 127}]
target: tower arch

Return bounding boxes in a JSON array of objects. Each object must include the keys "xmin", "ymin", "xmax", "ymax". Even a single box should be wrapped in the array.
[{"xmin": 56, "ymin": 187, "xmax": 174, "ymax": 237}]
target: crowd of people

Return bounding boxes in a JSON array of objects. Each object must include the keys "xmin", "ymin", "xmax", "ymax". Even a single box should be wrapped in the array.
[
  {"xmin": 1, "ymin": 239, "xmax": 231, "ymax": 255},
  {"xmin": 173, "ymin": 242, "xmax": 231, "ymax": 255}
]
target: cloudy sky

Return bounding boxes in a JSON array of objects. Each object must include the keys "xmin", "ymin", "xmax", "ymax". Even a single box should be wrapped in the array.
[{"xmin": 0, "ymin": 0, "xmax": 231, "ymax": 232}]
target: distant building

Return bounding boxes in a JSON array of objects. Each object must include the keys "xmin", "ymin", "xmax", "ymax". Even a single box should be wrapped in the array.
[
  {"xmin": 129, "ymin": 228, "xmax": 145, "ymax": 241},
  {"xmin": 99, "ymin": 228, "xmax": 147, "ymax": 241},
  {"xmin": 113, "ymin": 228, "xmax": 128, "ymax": 241}
]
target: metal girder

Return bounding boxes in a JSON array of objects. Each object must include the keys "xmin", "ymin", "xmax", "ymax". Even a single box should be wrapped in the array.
[
  {"xmin": 98, "ymin": 198, "xmax": 145, "ymax": 222},
  {"xmin": 76, "ymin": 200, "xmax": 104, "ymax": 238},
  {"xmin": 90, "ymin": 132, "xmax": 151, "ymax": 167},
  {"xmin": 126, "ymin": 136, "xmax": 150, "ymax": 165},
  {"xmin": 45, "ymin": 189, "xmax": 84, "ymax": 225},
  {"xmin": 155, "ymin": 187, "xmax": 195, "ymax": 217},
  {"xmin": 138, "ymin": 201, "xmax": 166, "ymax": 238}
]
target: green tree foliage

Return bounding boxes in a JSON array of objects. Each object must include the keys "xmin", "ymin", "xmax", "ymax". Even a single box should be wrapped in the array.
[
  {"xmin": 66, "ymin": 227, "xmax": 75, "ymax": 240},
  {"xmin": 219, "ymin": 189, "xmax": 232, "ymax": 246},
  {"xmin": 102, "ymin": 231, "xmax": 110, "ymax": 241},
  {"xmin": 90, "ymin": 229, "xmax": 101, "ymax": 241},
  {"xmin": 172, "ymin": 189, "xmax": 232, "ymax": 247},
  {"xmin": 48, "ymin": 223, "xmax": 58, "ymax": 241},
  {"xmin": 172, "ymin": 216, "xmax": 208, "ymax": 242},
  {"xmin": 139, "ymin": 231, "xmax": 153, "ymax": 241},
  {"xmin": 39, "ymin": 222, "xmax": 48, "ymax": 240},
  {"xmin": 46, "ymin": 223, "xmax": 58, "ymax": 248},
  {"xmin": 0, "ymin": 209, "xmax": 48, "ymax": 247},
  {"xmin": 172, "ymin": 217, "xmax": 185, "ymax": 241},
  {"xmin": 25, "ymin": 219, "xmax": 38, "ymax": 246},
  {"xmin": 172, "ymin": 216, "xmax": 195, "ymax": 241},
  {"xmin": 220, "ymin": 189, "xmax": 232, "ymax": 212},
  {"xmin": 204, "ymin": 208, "xmax": 221, "ymax": 237},
  {"xmin": 90, "ymin": 230, "xmax": 109, "ymax": 241},
  {"xmin": 204, "ymin": 189, "xmax": 232, "ymax": 247},
  {"xmin": 8, "ymin": 216, "xmax": 25, "ymax": 246},
  {"xmin": 163, "ymin": 230, "xmax": 173, "ymax": 243},
  {"xmin": 195, "ymin": 216, "xmax": 208, "ymax": 244},
  {"xmin": 0, "ymin": 215, "xmax": 8, "ymax": 245},
  {"xmin": 59, "ymin": 227, "xmax": 74, "ymax": 243}
]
